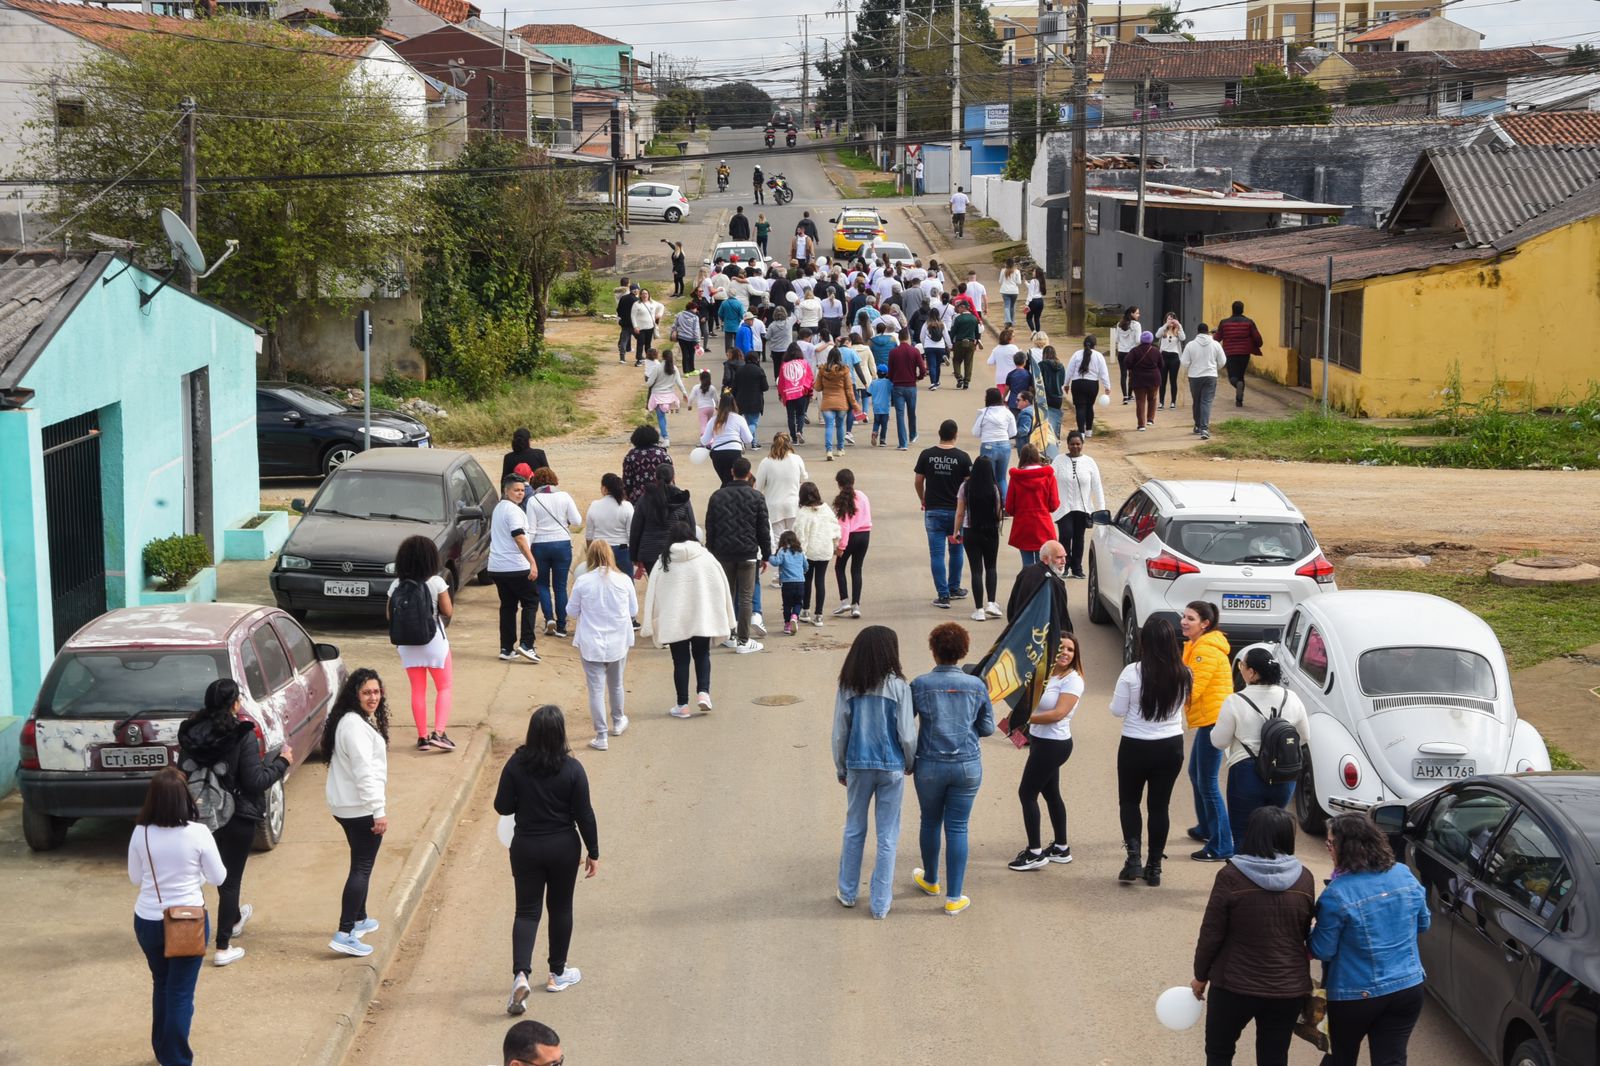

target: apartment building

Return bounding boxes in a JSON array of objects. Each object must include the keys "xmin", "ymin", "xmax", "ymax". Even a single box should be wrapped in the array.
[{"xmin": 1243, "ymin": 0, "xmax": 1441, "ymax": 49}]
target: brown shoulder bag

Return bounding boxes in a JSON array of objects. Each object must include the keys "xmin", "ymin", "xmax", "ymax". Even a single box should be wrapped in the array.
[{"xmin": 144, "ymin": 827, "xmax": 208, "ymax": 958}]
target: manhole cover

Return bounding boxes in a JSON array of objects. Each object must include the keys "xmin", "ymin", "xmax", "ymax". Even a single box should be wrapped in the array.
[
  {"xmin": 752, "ymin": 694, "xmax": 803, "ymax": 706},
  {"xmin": 1513, "ymin": 557, "xmax": 1580, "ymax": 569}
]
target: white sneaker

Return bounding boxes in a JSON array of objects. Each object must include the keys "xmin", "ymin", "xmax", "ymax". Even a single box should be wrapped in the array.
[
  {"xmin": 984, "ymin": 602, "xmax": 1003, "ymax": 618},
  {"xmin": 231, "ymin": 902, "xmax": 253, "ymax": 939},
  {"xmin": 547, "ymin": 966, "xmax": 582, "ymax": 993},
  {"xmin": 588, "ymin": 736, "xmax": 608, "ymax": 751},
  {"xmin": 971, "ymin": 609, "xmax": 987, "ymax": 621},
  {"xmin": 544, "ymin": 619, "xmax": 557, "ymax": 636},
  {"xmin": 611, "ymin": 715, "xmax": 630, "ymax": 736},
  {"xmin": 507, "ymin": 973, "xmax": 531, "ymax": 1015},
  {"xmin": 750, "ymin": 613, "xmax": 767, "ymax": 637},
  {"xmin": 735, "ymin": 639, "xmax": 764, "ymax": 654},
  {"xmin": 669, "ymin": 705, "xmax": 693, "ymax": 719},
  {"xmin": 721, "ymin": 637, "xmax": 740, "ymax": 650},
  {"xmin": 832, "ymin": 602, "xmax": 853, "ymax": 617},
  {"xmin": 697, "ymin": 692, "xmax": 714, "ymax": 713},
  {"xmin": 213, "ymin": 946, "xmax": 245, "ymax": 967},
  {"xmin": 811, "ymin": 615, "xmax": 825, "ymax": 627},
  {"xmin": 844, "ymin": 433, "xmax": 856, "ymax": 444},
  {"xmin": 850, "ymin": 606, "xmax": 861, "ymax": 618}
]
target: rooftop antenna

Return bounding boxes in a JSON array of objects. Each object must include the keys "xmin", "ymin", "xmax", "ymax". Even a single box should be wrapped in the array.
[
  {"xmin": 1230, "ymin": 465, "xmax": 1241, "ymax": 504},
  {"xmin": 139, "ymin": 206, "xmax": 237, "ymax": 308}
]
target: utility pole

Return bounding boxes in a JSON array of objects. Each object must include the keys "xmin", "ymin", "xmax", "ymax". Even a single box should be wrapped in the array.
[
  {"xmin": 838, "ymin": 0, "xmax": 855, "ymax": 136},
  {"xmin": 1066, "ymin": 0, "xmax": 1089, "ymax": 333},
  {"xmin": 1136, "ymin": 74, "xmax": 1150, "ymax": 237},
  {"xmin": 1036, "ymin": 0, "xmax": 1048, "ymax": 136},
  {"xmin": 951, "ymin": 11, "xmax": 962, "ymax": 151},
  {"xmin": 180, "ymin": 96, "xmax": 197, "ymax": 293},
  {"xmin": 800, "ymin": 15, "xmax": 811, "ymax": 126},
  {"xmin": 895, "ymin": 0, "xmax": 908, "ymax": 190},
  {"xmin": 1007, "ymin": 62, "xmax": 1015, "ymax": 152}
]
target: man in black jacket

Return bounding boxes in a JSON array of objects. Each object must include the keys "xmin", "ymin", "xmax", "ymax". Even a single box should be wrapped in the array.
[
  {"xmin": 732, "ymin": 353, "xmax": 769, "ymax": 437},
  {"xmin": 729, "ymin": 205, "xmax": 752, "ymax": 241},
  {"xmin": 614, "ymin": 282, "xmax": 639, "ymax": 363},
  {"xmin": 703, "ymin": 456, "xmax": 771, "ymax": 651}
]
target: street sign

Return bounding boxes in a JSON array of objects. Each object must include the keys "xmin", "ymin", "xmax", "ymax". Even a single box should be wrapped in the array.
[
  {"xmin": 906, "ymin": 144, "xmax": 921, "ymax": 157},
  {"xmin": 984, "ymin": 104, "xmax": 1009, "ymax": 131}
]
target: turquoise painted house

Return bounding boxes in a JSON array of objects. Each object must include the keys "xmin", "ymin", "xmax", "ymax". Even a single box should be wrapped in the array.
[
  {"xmin": 0, "ymin": 252, "xmax": 262, "ymax": 794},
  {"xmin": 509, "ymin": 23, "xmax": 637, "ymax": 89}
]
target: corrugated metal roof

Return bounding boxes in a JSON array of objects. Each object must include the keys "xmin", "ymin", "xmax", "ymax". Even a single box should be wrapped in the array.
[
  {"xmin": 1428, "ymin": 144, "xmax": 1600, "ymax": 244},
  {"xmin": 1186, "ymin": 224, "xmax": 1491, "ymax": 284},
  {"xmin": 1491, "ymin": 178, "xmax": 1600, "ymax": 251},
  {"xmin": 0, "ymin": 255, "xmax": 91, "ymax": 381}
]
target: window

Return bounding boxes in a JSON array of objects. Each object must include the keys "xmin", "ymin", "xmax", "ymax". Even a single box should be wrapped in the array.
[
  {"xmin": 1358, "ymin": 647, "xmax": 1497, "ymax": 698},
  {"xmin": 448, "ymin": 467, "xmax": 473, "ymax": 509},
  {"xmin": 1004, "ymin": 27, "xmax": 1017, "ymax": 39},
  {"xmin": 256, "ymin": 393, "xmax": 292, "ymax": 419},
  {"xmin": 1299, "ymin": 626, "xmax": 1329, "ymax": 687},
  {"xmin": 1423, "ymin": 787, "xmax": 1514, "ymax": 869},
  {"xmin": 40, "ymin": 651, "xmax": 228, "ymax": 717},
  {"xmin": 55, "ymin": 98, "xmax": 87, "ymax": 128},
  {"xmin": 252, "ymin": 626, "xmax": 293, "ymax": 691},
  {"xmin": 237, "ymin": 639, "xmax": 268, "ymax": 700},
  {"xmin": 1224, "ymin": 81, "xmax": 1241, "ymax": 103},
  {"xmin": 1134, "ymin": 23, "xmax": 1152, "ymax": 35},
  {"xmin": 274, "ymin": 618, "xmax": 317, "ymax": 674},
  {"xmin": 1314, "ymin": 10, "xmax": 1336, "ymax": 21},
  {"xmin": 1329, "ymin": 290, "xmax": 1363, "ymax": 371},
  {"xmin": 1096, "ymin": 23, "xmax": 1115, "ymax": 38},
  {"xmin": 463, "ymin": 460, "xmax": 493, "ymax": 502},
  {"xmin": 1281, "ymin": 12, "xmax": 1297, "ymax": 29},
  {"xmin": 1114, "ymin": 491, "xmax": 1151, "ymax": 537},
  {"xmin": 1283, "ymin": 609, "xmax": 1304, "ymax": 656},
  {"xmin": 1443, "ymin": 81, "xmax": 1475, "ymax": 103},
  {"xmin": 1482, "ymin": 812, "xmax": 1572, "ymax": 922},
  {"xmin": 1134, "ymin": 82, "xmax": 1170, "ymax": 109},
  {"xmin": 1169, "ymin": 520, "xmax": 1316, "ymax": 566}
]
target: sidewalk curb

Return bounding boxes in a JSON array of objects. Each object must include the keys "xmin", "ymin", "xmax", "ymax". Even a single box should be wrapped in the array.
[{"xmin": 297, "ymin": 726, "xmax": 493, "ymax": 1066}]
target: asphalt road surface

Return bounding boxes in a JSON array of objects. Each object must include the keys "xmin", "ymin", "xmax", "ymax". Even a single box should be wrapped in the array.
[{"xmin": 345, "ymin": 129, "xmax": 1486, "ymax": 1066}]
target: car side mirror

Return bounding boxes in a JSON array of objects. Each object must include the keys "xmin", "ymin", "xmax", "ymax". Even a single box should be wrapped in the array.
[
  {"xmin": 283, "ymin": 410, "xmax": 302, "ymax": 422},
  {"xmin": 314, "ymin": 642, "xmax": 340, "ymax": 662},
  {"xmin": 290, "ymin": 498, "xmax": 307, "ymax": 514},
  {"xmin": 1371, "ymin": 803, "xmax": 1410, "ymax": 834},
  {"xmin": 457, "ymin": 505, "xmax": 485, "ymax": 521},
  {"xmin": 828, "ymin": 217, "xmax": 838, "ymax": 223}
]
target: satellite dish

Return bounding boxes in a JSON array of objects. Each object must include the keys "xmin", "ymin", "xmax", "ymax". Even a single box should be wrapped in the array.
[{"xmin": 161, "ymin": 208, "xmax": 206, "ymax": 275}]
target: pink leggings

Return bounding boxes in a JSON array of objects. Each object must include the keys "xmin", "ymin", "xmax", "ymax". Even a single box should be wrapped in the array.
[{"xmin": 405, "ymin": 653, "xmax": 453, "ymax": 737}]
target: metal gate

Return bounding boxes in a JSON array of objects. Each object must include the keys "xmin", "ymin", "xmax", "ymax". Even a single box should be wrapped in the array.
[
  {"xmin": 1161, "ymin": 245, "xmax": 1189, "ymax": 324},
  {"xmin": 42, "ymin": 411, "xmax": 106, "ymax": 650}
]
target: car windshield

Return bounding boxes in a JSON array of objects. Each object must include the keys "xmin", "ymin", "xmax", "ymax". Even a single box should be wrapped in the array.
[
  {"xmin": 1359, "ymin": 647, "xmax": 1498, "ymax": 698},
  {"xmin": 39, "ymin": 650, "xmax": 229, "ymax": 718},
  {"xmin": 311, "ymin": 470, "xmax": 445, "ymax": 522},
  {"xmin": 1167, "ymin": 519, "xmax": 1315, "ymax": 565},
  {"xmin": 842, "ymin": 214, "xmax": 879, "ymax": 229},
  {"xmin": 279, "ymin": 385, "xmax": 351, "ymax": 417},
  {"xmin": 873, "ymin": 244, "xmax": 912, "ymax": 259},
  {"xmin": 719, "ymin": 244, "xmax": 761, "ymax": 261}
]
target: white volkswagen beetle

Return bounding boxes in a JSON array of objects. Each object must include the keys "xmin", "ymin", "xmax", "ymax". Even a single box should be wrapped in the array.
[{"xmin": 1247, "ymin": 590, "xmax": 1550, "ymax": 835}]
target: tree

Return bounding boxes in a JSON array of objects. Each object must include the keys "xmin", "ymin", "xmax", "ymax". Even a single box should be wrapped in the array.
[
  {"xmin": 701, "ymin": 81, "xmax": 775, "ymax": 128},
  {"xmin": 1345, "ymin": 79, "xmax": 1393, "ymax": 105},
  {"xmin": 15, "ymin": 19, "xmax": 423, "ymax": 376},
  {"xmin": 1567, "ymin": 43, "xmax": 1598, "ymax": 69},
  {"xmin": 1147, "ymin": 5, "xmax": 1195, "ymax": 33},
  {"xmin": 653, "ymin": 87, "xmax": 703, "ymax": 133},
  {"xmin": 1219, "ymin": 63, "xmax": 1331, "ymax": 126},
  {"xmin": 329, "ymin": 0, "xmax": 389, "ymax": 36}
]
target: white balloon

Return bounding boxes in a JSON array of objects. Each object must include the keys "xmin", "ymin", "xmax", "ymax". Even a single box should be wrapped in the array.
[
  {"xmin": 1155, "ymin": 986, "xmax": 1205, "ymax": 1031},
  {"xmin": 689, "ymin": 447, "xmax": 711, "ymax": 465},
  {"xmin": 1097, "ymin": 393, "xmax": 1112, "ymax": 407},
  {"xmin": 497, "ymin": 814, "xmax": 515, "ymax": 848}
]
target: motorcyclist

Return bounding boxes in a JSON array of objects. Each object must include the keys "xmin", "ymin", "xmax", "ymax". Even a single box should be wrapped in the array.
[
  {"xmin": 752, "ymin": 163, "xmax": 765, "ymax": 205},
  {"xmin": 764, "ymin": 126, "xmax": 776, "ymax": 148},
  {"xmin": 716, "ymin": 159, "xmax": 730, "ymax": 189},
  {"xmin": 785, "ymin": 125, "xmax": 796, "ymax": 147}
]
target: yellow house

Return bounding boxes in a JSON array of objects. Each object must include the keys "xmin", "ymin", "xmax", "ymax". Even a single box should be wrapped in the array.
[{"xmin": 1185, "ymin": 145, "xmax": 1600, "ymax": 415}]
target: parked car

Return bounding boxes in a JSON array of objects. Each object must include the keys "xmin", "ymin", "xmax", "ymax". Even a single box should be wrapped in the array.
[
  {"xmin": 704, "ymin": 241, "xmax": 772, "ymax": 270},
  {"xmin": 269, "ymin": 447, "xmax": 497, "ymax": 620},
  {"xmin": 17, "ymin": 603, "xmax": 345, "ymax": 852},
  {"xmin": 1244, "ymin": 589, "xmax": 1551, "ymax": 835},
  {"xmin": 257, "ymin": 382, "xmax": 431, "ymax": 478},
  {"xmin": 1086, "ymin": 479, "xmax": 1335, "ymax": 664},
  {"xmin": 860, "ymin": 240, "xmax": 917, "ymax": 268},
  {"xmin": 1371, "ymin": 773, "xmax": 1597, "ymax": 1066},
  {"xmin": 830, "ymin": 207, "xmax": 888, "ymax": 255},
  {"xmin": 627, "ymin": 182, "xmax": 690, "ymax": 223}
]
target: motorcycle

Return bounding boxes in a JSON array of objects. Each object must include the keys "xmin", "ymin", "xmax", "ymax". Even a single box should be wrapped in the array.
[
  {"xmin": 785, "ymin": 128, "xmax": 796, "ymax": 147},
  {"xmin": 764, "ymin": 127, "xmax": 776, "ymax": 148},
  {"xmin": 766, "ymin": 174, "xmax": 793, "ymax": 206},
  {"xmin": 716, "ymin": 169, "xmax": 729, "ymax": 191}
]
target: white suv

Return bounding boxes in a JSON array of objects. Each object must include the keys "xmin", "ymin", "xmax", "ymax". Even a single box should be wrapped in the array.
[{"xmin": 1086, "ymin": 479, "xmax": 1336, "ymax": 664}]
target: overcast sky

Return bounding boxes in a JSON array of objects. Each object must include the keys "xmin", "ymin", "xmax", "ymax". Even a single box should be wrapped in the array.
[{"xmin": 505, "ymin": 0, "xmax": 1600, "ymax": 96}]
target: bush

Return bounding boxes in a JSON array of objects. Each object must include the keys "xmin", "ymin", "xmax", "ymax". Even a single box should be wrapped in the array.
[
  {"xmin": 143, "ymin": 534, "xmax": 212, "ymax": 591},
  {"xmin": 442, "ymin": 311, "xmax": 534, "ymax": 400},
  {"xmin": 552, "ymin": 268, "xmax": 598, "ymax": 315}
]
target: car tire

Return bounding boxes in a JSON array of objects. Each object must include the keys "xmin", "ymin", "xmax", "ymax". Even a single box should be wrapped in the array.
[
  {"xmin": 665, "ymin": 207, "xmax": 683, "ymax": 223},
  {"xmin": 1122, "ymin": 602, "xmax": 1141, "ymax": 665},
  {"xmin": 473, "ymin": 563, "xmax": 494, "ymax": 586},
  {"xmin": 444, "ymin": 563, "xmax": 460, "ymax": 596},
  {"xmin": 1295, "ymin": 756, "xmax": 1329, "ymax": 837},
  {"xmin": 1086, "ymin": 552, "xmax": 1110, "ymax": 625},
  {"xmin": 321, "ymin": 442, "xmax": 359, "ymax": 477},
  {"xmin": 1509, "ymin": 1037, "xmax": 1550, "ymax": 1066},
  {"xmin": 252, "ymin": 779, "xmax": 285, "ymax": 852},
  {"xmin": 21, "ymin": 801, "xmax": 70, "ymax": 852}
]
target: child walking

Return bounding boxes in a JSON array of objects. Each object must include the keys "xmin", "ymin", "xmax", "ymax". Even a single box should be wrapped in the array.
[
  {"xmin": 692, "ymin": 370, "xmax": 719, "ymax": 437},
  {"xmin": 792, "ymin": 481, "xmax": 842, "ymax": 625},
  {"xmin": 867, "ymin": 364, "xmax": 893, "ymax": 447},
  {"xmin": 772, "ymin": 531, "xmax": 809, "ymax": 635}
]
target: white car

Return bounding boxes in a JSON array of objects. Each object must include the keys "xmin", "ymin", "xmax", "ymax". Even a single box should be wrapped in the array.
[
  {"xmin": 860, "ymin": 240, "xmax": 917, "ymax": 268},
  {"xmin": 1247, "ymin": 591, "xmax": 1551, "ymax": 835},
  {"xmin": 627, "ymin": 182, "xmax": 689, "ymax": 223},
  {"xmin": 704, "ymin": 241, "xmax": 772, "ymax": 270},
  {"xmin": 1086, "ymin": 479, "xmax": 1335, "ymax": 665}
]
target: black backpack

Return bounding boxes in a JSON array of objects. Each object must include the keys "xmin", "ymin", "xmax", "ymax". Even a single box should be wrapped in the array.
[
  {"xmin": 1239, "ymin": 690, "xmax": 1304, "ymax": 786},
  {"xmin": 388, "ymin": 578, "xmax": 438, "ymax": 646},
  {"xmin": 180, "ymin": 755, "xmax": 236, "ymax": 832}
]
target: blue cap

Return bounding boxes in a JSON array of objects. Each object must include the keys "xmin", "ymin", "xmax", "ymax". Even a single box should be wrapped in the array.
[{"xmin": 877, "ymin": 364, "xmax": 888, "ymax": 375}]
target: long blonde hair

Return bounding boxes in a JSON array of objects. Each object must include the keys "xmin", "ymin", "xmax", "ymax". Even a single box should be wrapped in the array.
[
  {"xmin": 768, "ymin": 432, "xmax": 793, "ymax": 460},
  {"xmin": 584, "ymin": 540, "xmax": 616, "ymax": 574}
]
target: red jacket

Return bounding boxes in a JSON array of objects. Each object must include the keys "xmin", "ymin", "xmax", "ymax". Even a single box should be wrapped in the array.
[
  {"xmin": 1214, "ymin": 315, "xmax": 1263, "ymax": 358},
  {"xmin": 1004, "ymin": 465, "xmax": 1060, "ymax": 551}
]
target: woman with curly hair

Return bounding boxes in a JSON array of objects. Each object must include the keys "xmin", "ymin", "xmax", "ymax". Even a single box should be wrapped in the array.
[{"xmin": 321, "ymin": 669, "xmax": 390, "ymax": 959}]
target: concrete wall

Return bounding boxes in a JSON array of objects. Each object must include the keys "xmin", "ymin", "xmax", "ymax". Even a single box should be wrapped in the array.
[
  {"xmin": 0, "ymin": 9, "xmax": 95, "ymax": 230},
  {"xmin": 276, "ymin": 292, "xmax": 426, "ymax": 382},
  {"xmin": 1085, "ymin": 200, "xmax": 1178, "ymax": 315},
  {"xmin": 532, "ymin": 42, "xmax": 627, "ymax": 89},
  {"xmin": 1388, "ymin": 18, "xmax": 1483, "ymax": 51},
  {"xmin": 0, "ymin": 406, "xmax": 49, "ymax": 794},
  {"xmin": 1103, "ymin": 79, "xmax": 1233, "ymax": 123}
]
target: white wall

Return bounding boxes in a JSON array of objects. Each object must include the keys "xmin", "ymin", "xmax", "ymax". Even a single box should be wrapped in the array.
[
  {"xmin": 972, "ymin": 176, "xmax": 1031, "ymax": 243},
  {"xmin": 0, "ymin": 10, "xmax": 95, "ymax": 232}
]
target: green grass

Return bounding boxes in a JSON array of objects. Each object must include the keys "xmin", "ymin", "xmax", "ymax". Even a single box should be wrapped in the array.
[
  {"xmin": 1337, "ymin": 566, "xmax": 1600, "ymax": 671},
  {"xmin": 642, "ymin": 136, "xmax": 682, "ymax": 157},
  {"xmin": 862, "ymin": 178, "xmax": 901, "ymax": 198},
  {"xmin": 1548, "ymin": 743, "xmax": 1586, "ymax": 771},
  {"xmin": 372, "ymin": 351, "xmax": 596, "ymax": 448},
  {"xmin": 835, "ymin": 148, "xmax": 877, "ymax": 172},
  {"xmin": 1202, "ymin": 388, "xmax": 1600, "ymax": 470}
]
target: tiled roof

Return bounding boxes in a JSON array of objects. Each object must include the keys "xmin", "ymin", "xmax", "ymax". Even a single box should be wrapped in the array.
[
  {"xmin": 1143, "ymin": 106, "xmax": 1462, "ymax": 130},
  {"xmin": 4, "ymin": 0, "xmax": 374, "ymax": 57},
  {"xmin": 1332, "ymin": 46, "xmax": 1561, "ymax": 78},
  {"xmin": 572, "ymin": 87, "xmax": 620, "ymax": 105},
  {"xmin": 1187, "ymin": 224, "xmax": 1491, "ymax": 284},
  {"xmin": 0, "ymin": 254, "xmax": 93, "ymax": 384},
  {"xmin": 511, "ymin": 23, "xmax": 626, "ymax": 47},
  {"xmin": 1494, "ymin": 111, "xmax": 1600, "ymax": 147},
  {"xmin": 1103, "ymin": 40, "xmax": 1284, "ymax": 82},
  {"xmin": 411, "ymin": 0, "xmax": 479, "ymax": 25},
  {"xmin": 1346, "ymin": 15, "xmax": 1429, "ymax": 43},
  {"xmin": 1423, "ymin": 144, "xmax": 1600, "ymax": 244}
]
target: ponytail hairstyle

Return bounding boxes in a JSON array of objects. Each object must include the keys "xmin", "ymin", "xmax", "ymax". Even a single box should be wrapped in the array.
[
  {"xmin": 1242, "ymin": 645, "xmax": 1284, "ymax": 686},
  {"xmin": 831, "ymin": 468, "xmax": 858, "ymax": 520},
  {"xmin": 713, "ymin": 392, "xmax": 739, "ymax": 432},
  {"xmin": 601, "ymin": 472, "xmax": 625, "ymax": 504},
  {"xmin": 1119, "ymin": 306, "xmax": 1138, "ymax": 330},
  {"xmin": 697, "ymin": 369, "xmax": 714, "ymax": 395},
  {"xmin": 1186, "ymin": 600, "xmax": 1220, "ymax": 635}
]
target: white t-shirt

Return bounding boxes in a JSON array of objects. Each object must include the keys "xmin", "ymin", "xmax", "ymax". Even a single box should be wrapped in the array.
[
  {"xmin": 989, "ymin": 343, "xmax": 1021, "ymax": 386},
  {"xmin": 1030, "ymin": 671, "xmax": 1083, "ymax": 741},
  {"xmin": 488, "ymin": 498, "xmax": 530, "ymax": 573},
  {"xmin": 1110, "ymin": 663, "xmax": 1186, "ymax": 740},
  {"xmin": 128, "ymin": 823, "xmax": 226, "ymax": 921},
  {"xmin": 965, "ymin": 280, "xmax": 988, "ymax": 313},
  {"xmin": 950, "ymin": 191, "xmax": 969, "ymax": 213},
  {"xmin": 524, "ymin": 488, "xmax": 582, "ymax": 543},
  {"xmin": 387, "ymin": 574, "xmax": 449, "ymax": 668}
]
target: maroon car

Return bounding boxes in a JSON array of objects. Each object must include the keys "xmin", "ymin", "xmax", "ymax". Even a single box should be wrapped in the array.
[{"xmin": 17, "ymin": 603, "xmax": 346, "ymax": 852}]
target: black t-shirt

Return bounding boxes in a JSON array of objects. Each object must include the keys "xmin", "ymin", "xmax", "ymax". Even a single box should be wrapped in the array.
[{"xmin": 914, "ymin": 445, "xmax": 973, "ymax": 510}]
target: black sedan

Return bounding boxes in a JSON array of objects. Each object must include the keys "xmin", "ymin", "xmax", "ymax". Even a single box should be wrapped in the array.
[
  {"xmin": 1372, "ymin": 773, "xmax": 1600, "ymax": 1066},
  {"xmin": 269, "ymin": 448, "xmax": 498, "ymax": 620},
  {"xmin": 257, "ymin": 382, "xmax": 431, "ymax": 478}
]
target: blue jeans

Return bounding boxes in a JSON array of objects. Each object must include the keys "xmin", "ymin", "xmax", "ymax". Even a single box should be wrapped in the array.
[
  {"xmin": 532, "ymin": 540, "xmax": 573, "ymax": 629},
  {"xmin": 1044, "ymin": 407, "xmax": 1063, "ymax": 459},
  {"xmin": 747, "ymin": 413, "xmax": 760, "ymax": 438},
  {"xmin": 892, "ymin": 385, "xmax": 918, "ymax": 447},
  {"xmin": 823, "ymin": 409, "xmax": 848, "ymax": 452},
  {"xmin": 915, "ymin": 758, "xmax": 982, "ymax": 900},
  {"xmin": 134, "ymin": 912, "xmax": 209, "ymax": 1066},
  {"xmin": 1019, "ymin": 549, "xmax": 1039, "ymax": 568},
  {"xmin": 1225, "ymin": 758, "xmax": 1296, "ymax": 846},
  {"xmin": 980, "ymin": 441, "xmax": 1012, "ymax": 502},
  {"xmin": 1189, "ymin": 726, "xmax": 1234, "ymax": 858},
  {"xmin": 838, "ymin": 768, "xmax": 905, "ymax": 916},
  {"xmin": 923, "ymin": 508, "xmax": 964, "ymax": 597},
  {"xmin": 926, "ymin": 350, "xmax": 943, "ymax": 386},
  {"xmin": 655, "ymin": 407, "xmax": 670, "ymax": 439},
  {"xmin": 1002, "ymin": 292, "xmax": 1018, "ymax": 325},
  {"xmin": 610, "ymin": 544, "xmax": 631, "ymax": 574}
]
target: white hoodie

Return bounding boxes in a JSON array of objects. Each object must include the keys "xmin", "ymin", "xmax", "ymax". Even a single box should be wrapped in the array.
[{"xmin": 326, "ymin": 712, "xmax": 388, "ymax": 819}]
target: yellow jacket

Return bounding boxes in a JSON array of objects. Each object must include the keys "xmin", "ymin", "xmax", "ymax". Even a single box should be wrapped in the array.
[{"xmin": 1183, "ymin": 628, "xmax": 1232, "ymax": 729}]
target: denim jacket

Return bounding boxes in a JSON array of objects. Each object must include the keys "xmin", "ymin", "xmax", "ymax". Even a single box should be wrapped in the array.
[
  {"xmin": 1309, "ymin": 864, "xmax": 1431, "ymax": 1000},
  {"xmin": 832, "ymin": 676, "xmax": 917, "ymax": 777},
  {"xmin": 909, "ymin": 666, "xmax": 995, "ymax": 764}
]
